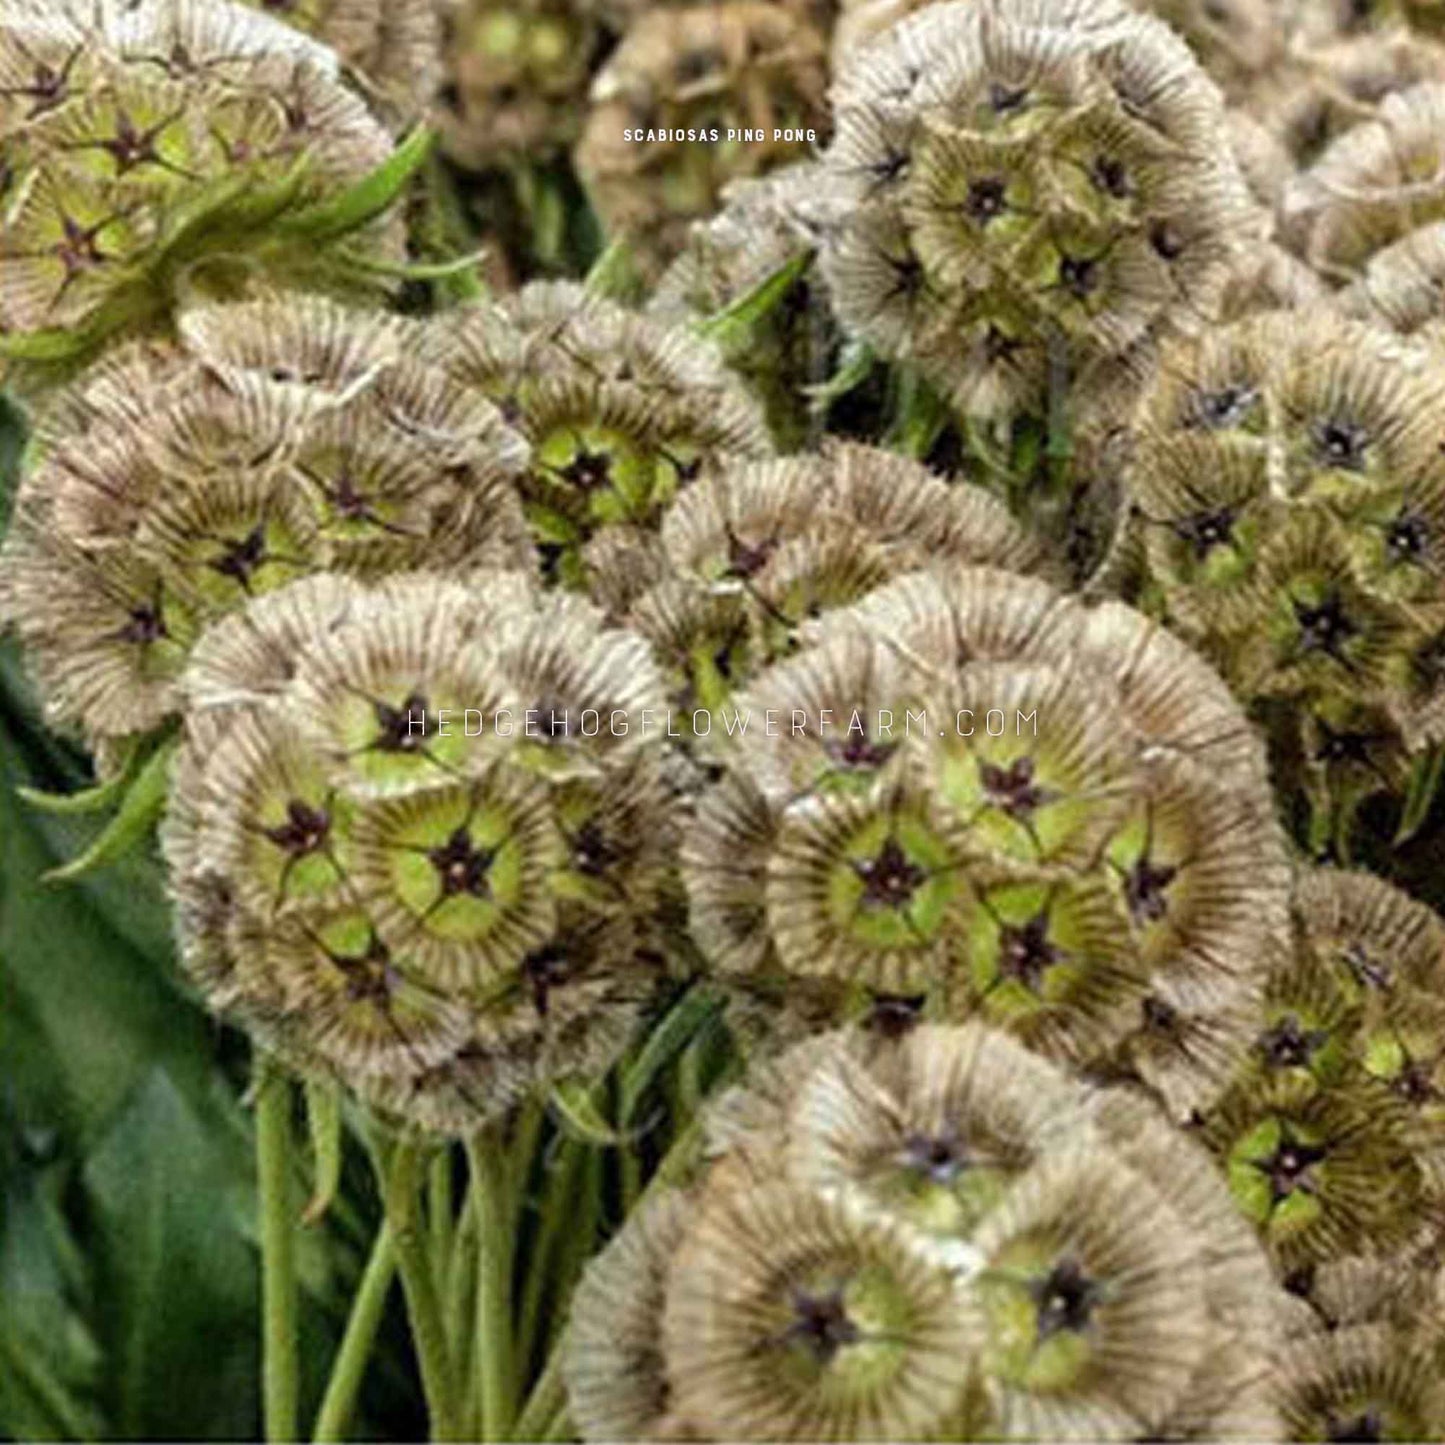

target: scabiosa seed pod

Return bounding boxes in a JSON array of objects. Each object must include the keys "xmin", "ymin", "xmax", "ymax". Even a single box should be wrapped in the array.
[
  {"xmin": 0, "ymin": 0, "xmax": 412, "ymax": 394},
  {"xmin": 1124, "ymin": 309, "xmax": 1445, "ymax": 823},
  {"xmin": 1274, "ymin": 1323, "xmax": 1445, "ymax": 1441},
  {"xmin": 235, "ymin": 0, "xmax": 441, "ymax": 129},
  {"xmin": 437, "ymin": 0, "xmax": 606, "ymax": 168},
  {"xmin": 0, "ymin": 294, "xmax": 529, "ymax": 753},
  {"xmin": 624, "ymin": 442, "xmax": 1059, "ymax": 725},
  {"xmin": 817, "ymin": 0, "xmax": 1254, "ymax": 423},
  {"xmin": 1246, "ymin": 33, "xmax": 1445, "ymax": 177},
  {"xmin": 574, "ymin": 2, "xmax": 831, "ymax": 277},
  {"xmin": 683, "ymin": 562, "xmax": 1289, "ymax": 1097},
  {"xmin": 1285, "ymin": 81, "xmax": 1445, "ymax": 279},
  {"xmin": 1339, "ymin": 218, "xmax": 1445, "ymax": 344},
  {"xmin": 162, "ymin": 571, "xmax": 680, "ymax": 1132},
  {"xmin": 565, "ymin": 1022, "xmax": 1280, "ymax": 1441},
  {"xmin": 422, "ymin": 280, "xmax": 771, "ymax": 596},
  {"xmin": 1201, "ymin": 1069, "xmax": 1426, "ymax": 1271}
]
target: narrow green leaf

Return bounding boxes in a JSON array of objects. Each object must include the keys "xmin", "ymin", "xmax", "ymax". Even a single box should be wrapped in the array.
[
  {"xmin": 584, "ymin": 238, "xmax": 642, "ymax": 303},
  {"xmin": 887, "ymin": 367, "xmax": 949, "ymax": 460},
  {"xmin": 1396, "ymin": 745, "xmax": 1445, "ymax": 844},
  {"xmin": 804, "ymin": 337, "xmax": 875, "ymax": 410},
  {"xmin": 339, "ymin": 246, "xmax": 489, "ymax": 282},
  {"xmin": 695, "ymin": 248, "xmax": 812, "ymax": 349},
  {"xmin": 18, "ymin": 738, "xmax": 144, "ymax": 816},
  {"xmin": 619, "ymin": 985, "xmax": 724, "ymax": 1125},
  {"xmin": 300, "ymin": 1080, "xmax": 344, "ymax": 1228},
  {"xmin": 42, "ymin": 736, "xmax": 177, "ymax": 885},
  {"xmin": 547, "ymin": 1081, "xmax": 621, "ymax": 1147},
  {"xmin": 276, "ymin": 126, "xmax": 434, "ymax": 242}
]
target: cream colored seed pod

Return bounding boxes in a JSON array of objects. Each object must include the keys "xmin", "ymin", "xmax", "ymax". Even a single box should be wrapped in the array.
[
  {"xmin": 234, "ymin": 0, "xmax": 441, "ymax": 128},
  {"xmin": 683, "ymin": 562, "xmax": 1288, "ymax": 1089},
  {"xmin": 565, "ymin": 1023, "xmax": 1281, "ymax": 1441},
  {"xmin": 624, "ymin": 442, "xmax": 1060, "ymax": 722},
  {"xmin": 818, "ymin": 0, "xmax": 1254, "ymax": 421},
  {"xmin": 163, "ymin": 572, "xmax": 680, "ymax": 1133},
  {"xmin": 0, "ymin": 0, "xmax": 408, "ymax": 394},
  {"xmin": 423, "ymin": 280, "xmax": 772, "ymax": 597},
  {"xmin": 0, "ymin": 295, "xmax": 530, "ymax": 752}
]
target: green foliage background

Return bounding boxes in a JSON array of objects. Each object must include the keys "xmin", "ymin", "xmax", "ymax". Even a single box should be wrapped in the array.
[{"xmin": 0, "ymin": 399, "xmax": 427, "ymax": 1441}]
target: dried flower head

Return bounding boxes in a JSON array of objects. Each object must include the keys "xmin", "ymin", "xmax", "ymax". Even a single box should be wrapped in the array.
[
  {"xmin": 817, "ymin": 0, "xmax": 1253, "ymax": 420},
  {"xmin": 574, "ymin": 2, "xmax": 831, "ymax": 277},
  {"xmin": 422, "ymin": 280, "xmax": 771, "ymax": 595},
  {"xmin": 0, "ymin": 0, "xmax": 411, "ymax": 391},
  {"xmin": 1124, "ymin": 309, "xmax": 1445, "ymax": 821},
  {"xmin": 565, "ymin": 1022, "xmax": 1280, "ymax": 1441},
  {"xmin": 1285, "ymin": 81, "xmax": 1445, "ymax": 279},
  {"xmin": 624, "ymin": 442, "xmax": 1059, "ymax": 723},
  {"xmin": 0, "ymin": 294, "xmax": 528, "ymax": 750},
  {"xmin": 235, "ymin": 0, "xmax": 441, "ymax": 128},
  {"xmin": 162, "ymin": 571, "xmax": 680, "ymax": 1131},
  {"xmin": 683, "ymin": 562, "xmax": 1288, "ymax": 1100}
]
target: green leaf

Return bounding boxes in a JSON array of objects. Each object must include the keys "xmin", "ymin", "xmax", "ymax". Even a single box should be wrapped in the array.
[
  {"xmin": 276, "ymin": 127, "xmax": 435, "ymax": 243},
  {"xmin": 584, "ymin": 238, "xmax": 643, "ymax": 304},
  {"xmin": 619, "ymin": 985, "xmax": 724, "ymax": 1126},
  {"xmin": 0, "ymin": 327, "xmax": 94, "ymax": 363},
  {"xmin": 546, "ymin": 1082, "xmax": 622, "ymax": 1147},
  {"xmin": 0, "ymin": 1155, "xmax": 107, "ymax": 1442},
  {"xmin": 804, "ymin": 337, "xmax": 876, "ymax": 411},
  {"xmin": 1396, "ymin": 745, "xmax": 1445, "ymax": 845},
  {"xmin": 41, "ymin": 736, "xmax": 177, "ymax": 885},
  {"xmin": 694, "ymin": 248, "xmax": 812, "ymax": 351},
  {"xmin": 17, "ymin": 738, "xmax": 148, "ymax": 816},
  {"xmin": 887, "ymin": 367, "xmax": 949, "ymax": 460},
  {"xmin": 302, "ymin": 1081, "xmax": 344, "ymax": 1228}
]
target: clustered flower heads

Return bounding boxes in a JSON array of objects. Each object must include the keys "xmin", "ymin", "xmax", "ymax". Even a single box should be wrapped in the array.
[
  {"xmin": 565, "ymin": 1023, "xmax": 1281, "ymax": 1441},
  {"xmin": 1274, "ymin": 1252, "xmax": 1445, "ymax": 1441},
  {"xmin": 234, "ymin": 0, "xmax": 441, "ymax": 129},
  {"xmin": 817, "ymin": 0, "xmax": 1254, "ymax": 420},
  {"xmin": 163, "ymin": 570, "xmax": 682, "ymax": 1131},
  {"xmin": 684, "ymin": 560, "xmax": 1291, "ymax": 1116},
  {"xmin": 1199, "ymin": 867, "xmax": 1445, "ymax": 1274},
  {"xmin": 575, "ymin": 1, "xmax": 831, "ymax": 277},
  {"xmin": 421, "ymin": 280, "xmax": 772, "ymax": 596},
  {"xmin": 1123, "ymin": 309, "xmax": 1445, "ymax": 819},
  {"xmin": 0, "ymin": 0, "xmax": 407, "ymax": 391},
  {"xmin": 622, "ymin": 442, "xmax": 1060, "ymax": 726},
  {"xmin": 0, "ymin": 294, "xmax": 529, "ymax": 750}
]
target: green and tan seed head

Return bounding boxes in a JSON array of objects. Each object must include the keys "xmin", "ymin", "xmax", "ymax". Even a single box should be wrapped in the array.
[
  {"xmin": 438, "ymin": 0, "xmax": 605, "ymax": 166},
  {"xmin": 817, "ymin": 0, "xmax": 1253, "ymax": 421},
  {"xmin": 423, "ymin": 280, "xmax": 771, "ymax": 597},
  {"xmin": 0, "ymin": 0, "xmax": 412, "ymax": 394},
  {"xmin": 624, "ymin": 443, "xmax": 1059, "ymax": 725},
  {"xmin": 564, "ymin": 1023, "xmax": 1281, "ymax": 1441},
  {"xmin": 163, "ymin": 572, "xmax": 680, "ymax": 1132},
  {"xmin": 234, "ymin": 0, "xmax": 442, "ymax": 128},
  {"xmin": 0, "ymin": 295, "xmax": 529, "ymax": 750},
  {"xmin": 683, "ymin": 564, "xmax": 1288, "ymax": 1093}
]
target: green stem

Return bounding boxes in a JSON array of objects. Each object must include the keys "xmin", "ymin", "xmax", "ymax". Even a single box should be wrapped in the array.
[
  {"xmin": 429, "ymin": 1148, "xmax": 455, "ymax": 1281},
  {"xmin": 465, "ymin": 1132, "xmax": 515, "ymax": 1441},
  {"xmin": 375, "ymin": 1136, "xmax": 463, "ymax": 1442},
  {"xmin": 445, "ymin": 1197, "xmax": 479, "ymax": 1429},
  {"xmin": 256, "ymin": 1060, "xmax": 300, "ymax": 1445},
  {"xmin": 517, "ymin": 1139, "xmax": 580, "ymax": 1374},
  {"xmin": 512, "ymin": 1343, "xmax": 567, "ymax": 1444},
  {"xmin": 312, "ymin": 1224, "xmax": 398, "ymax": 1443}
]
